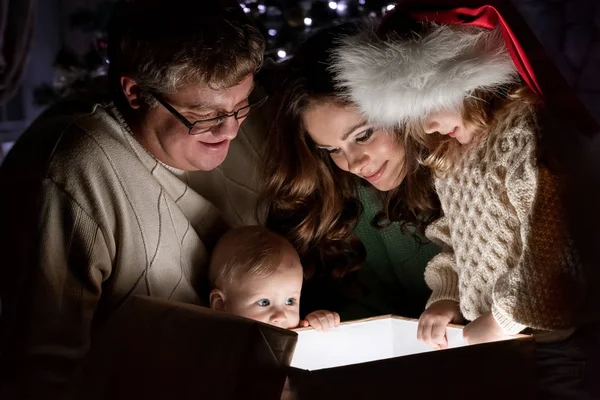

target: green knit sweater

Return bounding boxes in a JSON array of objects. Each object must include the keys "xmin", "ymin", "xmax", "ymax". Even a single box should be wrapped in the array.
[{"xmin": 340, "ymin": 185, "xmax": 440, "ymax": 320}]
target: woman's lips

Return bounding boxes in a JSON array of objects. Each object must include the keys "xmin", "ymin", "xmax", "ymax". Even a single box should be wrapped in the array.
[{"xmin": 363, "ymin": 161, "xmax": 388, "ymax": 183}]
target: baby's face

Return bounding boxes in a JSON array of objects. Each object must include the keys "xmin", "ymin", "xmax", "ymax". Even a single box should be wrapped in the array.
[{"xmin": 224, "ymin": 250, "xmax": 303, "ymax": 329}]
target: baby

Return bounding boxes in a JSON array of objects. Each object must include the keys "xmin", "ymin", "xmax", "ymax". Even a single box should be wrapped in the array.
[{"xmin": 208, "ymin": 225, "xmax": 340, "ymax": 331}]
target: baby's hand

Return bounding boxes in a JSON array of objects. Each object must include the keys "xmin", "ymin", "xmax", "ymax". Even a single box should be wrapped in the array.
[{"xmin": 299, "ymin": 310, "xmax": 340, "ymax": 331}]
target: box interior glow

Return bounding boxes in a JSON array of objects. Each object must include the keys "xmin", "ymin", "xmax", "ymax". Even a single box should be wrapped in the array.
[{"xmin": 290, "ymin": 316, "xmax": 465, "ymax": 371}]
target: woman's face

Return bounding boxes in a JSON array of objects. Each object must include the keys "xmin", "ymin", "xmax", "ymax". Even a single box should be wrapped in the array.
[
  {"xmin": 422, "ymin": 108, "xmax": 476, "ymax": 145},
  {"xmin": 303, "ymin": 102, "xmax": 406, "ymax": 192}
]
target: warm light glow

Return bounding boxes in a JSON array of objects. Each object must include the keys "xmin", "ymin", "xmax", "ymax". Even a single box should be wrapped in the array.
[
  {"xmin": 386, "ymin": 4, "xmax": 396, "ymax": 11},
  {"xmin": 328, "ymin": 1, "xmax": 338, "ymax": 10},
  {"xmin": 291, "ymin": 317, "xmax": 466, "ymax": 371},
  {"xmin": 304, "ymin": 17, "xmax": 313, "ymax": 26},
  {"xmin": 277, "ymin": 50, "xmax": 287, "ymax": 58}
]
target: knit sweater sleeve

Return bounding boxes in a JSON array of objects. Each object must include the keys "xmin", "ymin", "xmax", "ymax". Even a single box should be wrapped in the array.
[
  {"xmin": 3, "ymin": 179, "xmax": 112, "ymax": 398},
  {"xmin": 424, "ymin": 215, "xmax": 460, "ymax": 308},
  {"xmin": 492, "ymin": 128, "xmax": 581, "ymax": 334}
]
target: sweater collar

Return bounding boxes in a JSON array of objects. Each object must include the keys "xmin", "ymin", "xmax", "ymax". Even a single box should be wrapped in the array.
[{"xmin": 110, "ymin": 104, "xmax": 188, "ymax": 180}]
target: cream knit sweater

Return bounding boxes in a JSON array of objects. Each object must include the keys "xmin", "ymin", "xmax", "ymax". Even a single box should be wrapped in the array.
[{"xmin": 424, "ymin": 103, "xmax": 583, "ymax": 334}]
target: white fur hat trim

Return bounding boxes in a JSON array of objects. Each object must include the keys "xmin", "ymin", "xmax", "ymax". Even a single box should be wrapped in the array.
[{"xmin": 331, "ymin": 24, "xmax": 519, "ymax": 126}]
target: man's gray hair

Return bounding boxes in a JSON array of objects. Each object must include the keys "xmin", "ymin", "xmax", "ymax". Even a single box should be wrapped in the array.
[{"xmin": 107, "ymin": 0, "xmax": 264, "ymax": 106}]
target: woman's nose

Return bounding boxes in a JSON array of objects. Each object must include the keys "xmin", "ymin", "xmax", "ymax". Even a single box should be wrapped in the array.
[{"xmin": 347, "ymin": 151, "xmax": 369, "ymax": 175}]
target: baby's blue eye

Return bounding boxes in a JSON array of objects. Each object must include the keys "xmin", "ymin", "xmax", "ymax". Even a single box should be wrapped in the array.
[
  {"xmin": 285, "ymin": 298, "xmax": 296, "ymax": 306},
  {"xmin": 257, "ymin": 299, "xmax": 270, "ymax": 307}
]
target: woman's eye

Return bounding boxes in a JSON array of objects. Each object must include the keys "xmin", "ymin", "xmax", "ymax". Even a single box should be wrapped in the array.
[
  {"xmin": 356, "ymin": 128, "xmax": 375, "ymax": 143},
  {"xmin": 323, "ymin": 148, "xmax": 340, "ymax": 155},
  {"xmin": 257, "ymin": 299, "xmax": 270, "ymax": 307},
  {"xmin": 285, "ymin": 298, "xmax": 297, "ymax": 306}
]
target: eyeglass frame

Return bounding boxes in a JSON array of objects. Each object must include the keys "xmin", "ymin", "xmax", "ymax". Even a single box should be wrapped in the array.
[{"xmin": 152, "ymin": 92, "xmax": 268, "ymax": 135}]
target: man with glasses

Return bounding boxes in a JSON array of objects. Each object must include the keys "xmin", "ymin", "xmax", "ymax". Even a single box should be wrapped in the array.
[
  {"xmin": 152, "ymin": 93, "xmax": 269, "ymax": 137},
  {"xmin": 0, "ymin": 0, "xmax": 269, "ymax": 397}
]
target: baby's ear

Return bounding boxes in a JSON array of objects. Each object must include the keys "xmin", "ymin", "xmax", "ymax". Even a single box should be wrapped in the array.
[{"xmin": 209, "ymin": 288, "xmax": 226, "ymax": 311}]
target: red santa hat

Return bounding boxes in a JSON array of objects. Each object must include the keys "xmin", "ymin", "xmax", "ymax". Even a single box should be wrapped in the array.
[{"xmin": 331, "ymin": 5, "xmax": 539, "ymax": 127}]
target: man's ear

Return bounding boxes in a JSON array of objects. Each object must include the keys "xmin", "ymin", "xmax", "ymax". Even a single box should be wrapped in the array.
[
  {"xmin": 120, "ymin": 76, "xmax": 144, "ymax": 110},
  {"xmin": 209, "ymin": 289, "xmax": 227, "ymax": 311}
]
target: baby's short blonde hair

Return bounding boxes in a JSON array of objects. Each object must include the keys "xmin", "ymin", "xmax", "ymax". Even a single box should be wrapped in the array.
[{"xmin": 209, "ymin": 225, "xmax": 294, "ymax": 288}]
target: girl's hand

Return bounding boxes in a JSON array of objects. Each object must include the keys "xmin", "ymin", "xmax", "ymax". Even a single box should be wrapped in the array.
[
  {"xmin": 299, "ymin": 310, "xmax": 341, "ymax": 331},
  {"xmin": 463, "ymin": 312, "xmax": 510, "ymax": 345},
  {"xmin": 417, "ymin": 300, "xmax": 462, "ymax": 349}
]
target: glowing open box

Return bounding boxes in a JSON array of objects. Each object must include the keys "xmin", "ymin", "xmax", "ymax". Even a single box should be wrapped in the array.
[
  {"xmin": 285, "ymin": 315, "xmax": 537, "ymax": 399},
  {"xmin": 290, "ymin": 315, "xmax": 465, "ymax": 371},
  {"xmin": 82, "ymin": 296, "xmax": 537, "ymax": 400}
]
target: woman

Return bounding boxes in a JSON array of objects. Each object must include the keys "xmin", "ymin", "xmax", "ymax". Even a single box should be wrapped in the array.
[{"xmin": 261, "ymin": 24, "xmax": 441, "ymax": 320}]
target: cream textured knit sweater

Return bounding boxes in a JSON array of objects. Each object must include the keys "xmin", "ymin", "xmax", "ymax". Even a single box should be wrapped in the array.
[{"xmin": 424, "ymin": 103, "xmax": 583, "ymax": 334}]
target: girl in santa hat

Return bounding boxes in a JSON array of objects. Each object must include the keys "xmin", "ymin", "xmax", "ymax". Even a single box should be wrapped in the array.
[{"xmin": 332, "ymin": 3, "xmax": 593, "ymax": 368}]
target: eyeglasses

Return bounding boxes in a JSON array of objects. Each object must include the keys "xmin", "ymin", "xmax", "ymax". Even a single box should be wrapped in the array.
[{"xmin": 152, "ymin": 93, "xmax": 268, "ymax": 135}]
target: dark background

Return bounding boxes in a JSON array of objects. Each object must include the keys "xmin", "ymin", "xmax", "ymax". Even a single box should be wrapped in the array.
[{"xmin": 0, "ymin": 0, "xmax": 599, "ymax": 162}]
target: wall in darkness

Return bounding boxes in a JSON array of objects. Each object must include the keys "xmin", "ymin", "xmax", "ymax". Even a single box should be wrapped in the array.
[
  {"xmin": 0, "ymin": 0, "xmax": 62, "ymax": 161},
  {"xmin": 511, "ymin": 0, "xmax": 600, "ymax": 123}
]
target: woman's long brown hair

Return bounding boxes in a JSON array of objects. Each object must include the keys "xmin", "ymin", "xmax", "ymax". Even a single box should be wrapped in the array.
[{"xmin": 260, "ymin": 24, "xmax": 440, "ymax": 280}]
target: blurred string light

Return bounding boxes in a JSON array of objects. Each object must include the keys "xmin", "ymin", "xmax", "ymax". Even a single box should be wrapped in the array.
[
  {"xmin": 41, "ymin": 0, "xmax": 395, "ymax": 102},
  {"xmin": 233, "ymin": 0, "xmax": 392, "ymax": 63}
]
